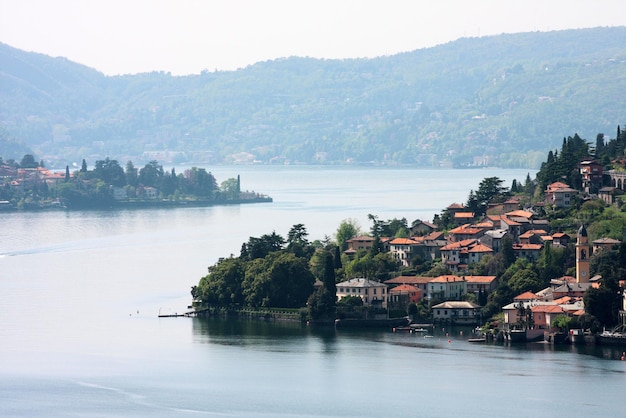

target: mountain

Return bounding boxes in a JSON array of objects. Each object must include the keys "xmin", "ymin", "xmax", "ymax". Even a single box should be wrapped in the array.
[{"xmin": 1, "ymin": 27, "xmax": 626, "ymax": 169}]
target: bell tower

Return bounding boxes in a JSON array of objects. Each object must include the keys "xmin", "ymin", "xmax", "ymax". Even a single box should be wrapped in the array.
[{"xmin": 576, "ymin": 225, "xmax": 590, "ymax": 283}]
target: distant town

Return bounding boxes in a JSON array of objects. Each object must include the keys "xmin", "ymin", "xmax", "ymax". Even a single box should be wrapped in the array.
[{"xmin": 191, "ymin": 131, "xmax": 626, "ymax": 346}]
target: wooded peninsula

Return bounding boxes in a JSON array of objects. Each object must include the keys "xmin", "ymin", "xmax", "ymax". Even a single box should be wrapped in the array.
[{"xmin": 0, "ymin": 156, "xmax": 271, "ymax": 210}]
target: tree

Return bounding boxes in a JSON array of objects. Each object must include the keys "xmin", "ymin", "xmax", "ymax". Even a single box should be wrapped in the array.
[
  {"xmin": 19, "ymin": 154, "xmax": 38, "ymax": 168},
  {"xmin": 195, "ymin": 257, "xmax": 246, "ymax": 307},
  {"xmin": 139, "ymin": 160, "xmax": 164, "ymax": 188},
  {"xmin": 182, "ymin": 167, "xmax": 217, "ymax": 197},
  {"xmin": 243, "ymin": 252, "xmax": 315, "ymax": 308},
  {"xmin": 241, "ymin": 232, "xmax": 285, "ymax": 260},
  {"xmin": 220, "ymin": 177, "xmax": 240, "ymax": 200},
  {"xmin": 94, "ymin": 157, "xmax": 126, "ymax": 187},
  {"xmin": 80, "ymin": 159, "xmax": 88, "ymax": 173},
  {"xmin": 468, "ymin": 177, "xmax": 509, "ymax": 216},
  {"xmin": 65, "ymin": 165, "xmax": 70, "ymax": 182},
  {"xmin": 508, "ymin": 268, "xmax": 542, "ymax": 294},
  {"xmin": 322, "ymin": 251, "xmax": 337, "ymax": 303},
  {"xmin": 584, "ymin": 286, "xmax": 618, "ymax": 327},
  {"xmin": 125, "ymin": 161, "xmax": 138, "ymax": 187},
  {"xmin": 336, "ymin": 218, "xmax": 360, "ymax": 251}
]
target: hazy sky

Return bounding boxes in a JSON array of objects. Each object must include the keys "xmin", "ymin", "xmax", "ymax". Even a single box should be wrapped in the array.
[{"xmin": 1, "ymin": 0, "xmax": 624, "ymax": 75}]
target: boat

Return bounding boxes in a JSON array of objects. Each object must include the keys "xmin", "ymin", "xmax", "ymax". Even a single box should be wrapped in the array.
[{"xmin": 467, "ymin": 337, "xmax": 486, "ymax": 343}]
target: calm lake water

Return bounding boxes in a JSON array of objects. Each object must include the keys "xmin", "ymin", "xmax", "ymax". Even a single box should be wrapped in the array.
[{"xmin": 1, "ymin": 166, "xmax": 624, "ymax": 417}]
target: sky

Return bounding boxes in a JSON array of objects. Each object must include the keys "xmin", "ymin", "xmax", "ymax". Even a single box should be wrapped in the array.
[{"xmin": 1, "ymin": 0, "xmax": 624, "ymax": 76}]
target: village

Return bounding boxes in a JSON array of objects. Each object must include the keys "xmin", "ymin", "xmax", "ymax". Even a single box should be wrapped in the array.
[{"xmin": 336, "ymin": 158, "xmax": 626, "ymax": 344}]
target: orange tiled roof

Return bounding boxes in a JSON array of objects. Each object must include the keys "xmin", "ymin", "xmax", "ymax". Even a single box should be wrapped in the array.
[
  {"xmin": 464, "ymin": 275, "xmax": 497, "ymax": 283},
  {"xmin": 514, "ymin": 291, "xmax": 539, "ymax": 301},
  {"xmin": 454, "ymin": 212, "xmax": 475, "ymax": 219},
  {"xmin": 431, "ymin": 275, "xmax": 465, "ymax": 283},
  {"xmin": 468, "ymin": 244, "xmax": 493, "ymax": 253},
  {"xmin": 389, "ymin": 237, "xmax": 418, "ymax": 245},
  {"xmin": 384, "ymin": 276, "xmax": 433, "ymax": 285},
  {"xmin": 389, "ymin": 284, "xmax": 421, "ymax": 294},
  {"xmin": 531, "ymin": 304, "xmax": 564, "ymax": 314},
  {"xmin": 513, "ymin": 243, "xmax": 543, "ymax": 250},
  {"xmin": 440, "ymin": 239, "xmax": 477, "ymax": 251},
  {"xmin": 505, "ymin": 210, "xmax": 534, "ymax": 219}
]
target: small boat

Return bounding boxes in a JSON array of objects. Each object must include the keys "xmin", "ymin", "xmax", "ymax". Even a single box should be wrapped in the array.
[{"xmin": 467, "ymin": 337, "xmax": 486, "ymax": 343}]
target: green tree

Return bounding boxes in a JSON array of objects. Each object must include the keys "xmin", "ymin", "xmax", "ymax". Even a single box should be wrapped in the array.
[
  {"xmin": 19, "ymin": 154, "xmax": 38, "ymax": 168},
  {"xmin": 584, "ymin": 286, "xmax": 618, "ymax": 327},
  {"xmin": 243, "ymin": 252, "xmax": 315, "ymax": 308},
  {"xmin": 241, "ymin": 232, "xmax": 285, "ymax": 260},
  {"xmin": 94, "ymin": 157, "xmax": 126, "ymax": 187},
  {"xmin": 194, "ymin": 257, "xmax": 246, "ymax": 307},
  {"xmin": 220, "ymin": 177, "xmax": 240, "ymax": 200},
  {"xmin": 336, "ymin": 218, "xmax": 360, "ymax": 251},
  {"xmin": 508, "ymin": 268, "xmax": 542, "ymax": 294},
  {"xmin": 139, "ymin": 160, "xmax": 164, "ymax": 188},
  {"xmin": 125, "ymin": 161, "xmax": 138, "ymax": 187}
]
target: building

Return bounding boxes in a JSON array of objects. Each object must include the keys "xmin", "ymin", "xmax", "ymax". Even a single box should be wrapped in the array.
[
  {"xmin": 531, "ymin": 305, "xmax": 565, "ymax": 330},
  {"xmin": 384, "ymin": 276, "xmax": 432, "ymax": 299},
  {"xmin": 335, "ymin": 278, "xmax": 387, "ymax": 309},
  {"xmin": 546, "ymin": 182, "xmax": 576, "ymax": 208},
  {"xmin": 465, "ymin": 276, "xmax": 498, "ymax": 296},
  {"xmin": 388, "ymin": 284, "xmax": 422, "ymax": 309},
  {"xmin": 431, "ymin": 301, "xmax": 481, "ymax": 324},
  {"xmin": 512, "ymin": 243, "xmax": 543, "ymax": 262},
  {"xmin": 427, "ymin": 275, "xmax": 467, "ymax": 301},
  {"xmin": 388, "ymin": 237, "xmax": 420, "ymax": 267},
  {"xmin": 467, "ymin": 243, "xmax": 494, "ymax": 265},
  {"xmin": 592, "ymin": 237, "xmax": 621, "ymax": 254},
  {"xmin": 346, "ymin": 235, "xmax": 375, "ymax": 252},
  {"xmin": 579, "ymin": 159, "xmax": 603, "ymax": 194}
]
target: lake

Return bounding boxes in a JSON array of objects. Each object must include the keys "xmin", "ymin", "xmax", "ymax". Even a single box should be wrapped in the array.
[{"xmin": 1, "ymin": 166, "xmax": 624, "ymax": 417}]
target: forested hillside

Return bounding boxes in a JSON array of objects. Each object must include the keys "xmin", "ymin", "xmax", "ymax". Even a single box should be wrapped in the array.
[{"xmin": 1, "ymin": 27, "xmax": 626, "ymax": 169}]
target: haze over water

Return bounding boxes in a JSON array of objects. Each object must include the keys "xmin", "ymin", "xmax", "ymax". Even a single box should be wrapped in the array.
[{"xmin": 1, "ymin": 166, "xmax": 624, "ymax": 417}]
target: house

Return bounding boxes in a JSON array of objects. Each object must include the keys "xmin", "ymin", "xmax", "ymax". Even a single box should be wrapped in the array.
[
  {"xmin": 336, "ymin": 278, "xmax": 387, "ymax": 309},
  {"xmin": 598, "ymin": 186, "xmax": 623, "ymax": 205},
  {"xmin": 480, "ymin": 229, "xmax": 510, "ymax": 252},
  {"xmin": 513, "ymin": 243, "xmax": 543, "ymax": 262},
  {"xmin": 552, "ymin": 282, "xmax": 594, "ymax": 299},
  {"xmin": 388, "ymin": 284, "xmax": 422, "ymax": 307},
  {"xmin": 465, "ymin": 276, "xmax": 498, "ymax": 296},
  {"xmin": 546, "ymin": 182, "xmax": 576, "ymax": 208},
  {"xmin": 519, "ymin": 229, "xmax": 548, "ymax": 245},
  {"xmin": 416, "ymin": 231, "xmax": 447, "ymax": 260},
  {"xmin": 514, "ymin": 291, "xmax": 539, "ymax": 302},
  {"xmin": 346, "ymin": 235, "xmax": 375, "ymax": 252},
  {"xmin": 112, "ymin": 186, "xmax": 128, "ymax": 201},
  {"xmin": 384, "ymin": 276, "xmax": 432, "ymax": 299},
  {"xmin": 579, "ymin": 159, "xmax": 603, "ymax": 194},
  {"xmin": 409, "ymin": 220, "xmax": 438, "ymax": 236},
  {"xmin": 453, "ymin": 211, "xmax": 475, "ymax": 225},
  {"xmin": 500, "ymin": 216, "xmax": 522, "ymax": 242},
  {"xmin": 439, "ymin": 239, "xmax": 477, "ymax": 272},
  {"xmin": 427, "ymin": 275, "xmax": 467, "ymax": 301},
  {"xmin": 431, "ymin": 301, "xmax": 481, "ymax": 324},
  {"xmin": 388, "ymin": 237, "xmax": 420, "ymax": 267},
  {"xmin": 592, "ymin": 237, "xmax": 620, "ymax": 254},
  {"xmin": 467, "ymin": 243, "xmax": 494, "ymax": 265},
  {"xmin": 448, "ymin": 224, "xmax": 485, "ymax": 242},
  {"xmin": 551, "ymin": 232, "xmax": 571, "ymax": 247},
  {"xmin": 531, "ymin": 304, "xmax": 565, "ymax": 330}
]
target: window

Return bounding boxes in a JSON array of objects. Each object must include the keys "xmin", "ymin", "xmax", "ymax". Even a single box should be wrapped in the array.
[{"xmin": 373, "ymin": 288, "xmax": 377, "ymax": 295}]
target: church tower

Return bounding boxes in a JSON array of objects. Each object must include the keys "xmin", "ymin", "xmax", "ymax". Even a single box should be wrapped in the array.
[{"xmin": 576, "ymin": 225, "xmax": 590, "ymax": 283}]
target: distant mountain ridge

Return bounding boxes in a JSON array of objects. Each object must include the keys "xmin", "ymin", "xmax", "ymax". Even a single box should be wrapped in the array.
[{"xmin": 1, "ymin": 26, "xmax": 626, "ymax": 169}]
